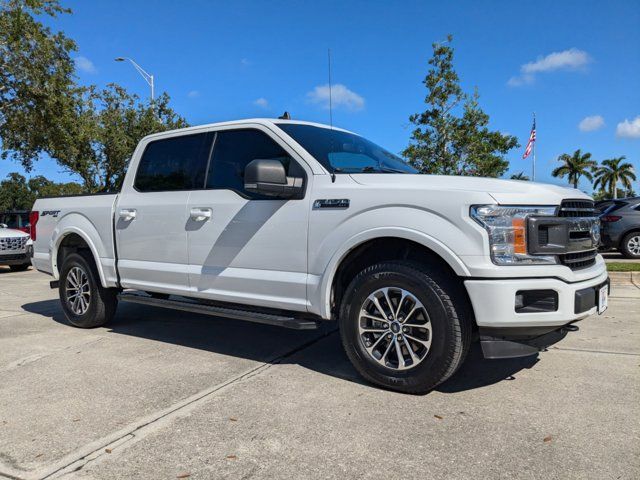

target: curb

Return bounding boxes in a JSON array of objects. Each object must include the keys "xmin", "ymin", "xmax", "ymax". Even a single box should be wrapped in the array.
[{"xmin": 608, "ymin": 271, "xmax": 640, "ymax": 288}]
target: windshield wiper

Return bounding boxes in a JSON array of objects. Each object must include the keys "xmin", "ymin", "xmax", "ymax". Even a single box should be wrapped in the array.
[{"xmin": 359, "ymin": 165, "xmax": 406, "ymax": 173}]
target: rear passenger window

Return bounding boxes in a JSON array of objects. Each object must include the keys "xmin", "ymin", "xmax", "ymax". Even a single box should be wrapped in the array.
[
  {"xmin": 206, "ymin": 129, "xmax": 303, "ymax": 197},
  {"xmin": 134, "ymin": 133, "xmax": 211, "ymax": 192}
]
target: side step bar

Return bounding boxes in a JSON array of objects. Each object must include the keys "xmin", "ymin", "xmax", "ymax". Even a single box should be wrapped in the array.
[{"xmin": 117, "ymin": 292, "xmax": 320, "ymax": 330}]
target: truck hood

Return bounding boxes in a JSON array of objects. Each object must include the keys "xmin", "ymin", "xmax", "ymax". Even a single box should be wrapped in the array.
[
  {"xmin": 0, "ymin": 228, "xmax": 29, "ymax": 239},
  {"xmin": 349, "ymin": 174, "xmax": 591, "ymax": 205}
]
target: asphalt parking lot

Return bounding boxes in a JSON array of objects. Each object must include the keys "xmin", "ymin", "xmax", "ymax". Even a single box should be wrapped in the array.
[{"xmin": 1, "ymin": 268, "xmax": 638, "ymax": 480}]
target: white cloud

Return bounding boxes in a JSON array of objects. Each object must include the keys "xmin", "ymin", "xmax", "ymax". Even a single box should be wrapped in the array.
[
  {"xmin": 578, "ymin": 115, "xmax": 605, "ymax": 132},
  {"xmin": 74, "ymin": 56, "xmax": 97, "ymax": 74},
  {"xmin": 187, "ymin": 90, "xmax": 200, "ymax": 99},
  {"xmin": 254, "ymin": 97, "xmax": 269, "ymax": 108},
  {"xmin": 616, "ymin": 116, "xmax": 640, "ymax": 139},
  {"xmin": 507, "ymin": 74, "xmax": 534, "ymax": 87},
  {"xmin": 240, "ymin": 58, "xmax": 250, "ymax": 67},
  {"xmin": 508, "ymin": 48, "xmax": 591, "ymax": 87},
  {"xmin": 306, "ymin": 84, "xmax": 365, "ymax": 111}
]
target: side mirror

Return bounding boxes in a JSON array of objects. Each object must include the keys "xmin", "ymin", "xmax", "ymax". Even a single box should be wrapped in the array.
[{"xmin": 244, "ymin": 159, "xmax": 304, "ymax": 198}]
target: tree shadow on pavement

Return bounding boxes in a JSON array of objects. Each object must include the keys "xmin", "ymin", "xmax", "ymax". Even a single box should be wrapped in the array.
[{"xmin": 22, "ymin": 298, "xmax": 538, "ymax": 395}]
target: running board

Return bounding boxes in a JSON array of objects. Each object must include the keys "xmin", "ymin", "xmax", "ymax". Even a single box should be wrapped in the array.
[{"xmin": 117, "ymin": 292, "xmax": 319, "ymax": 330}]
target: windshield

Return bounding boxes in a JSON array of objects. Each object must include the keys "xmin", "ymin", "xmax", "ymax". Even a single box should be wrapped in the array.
[{"xmin": 277, "ymin": 124, "xmax": 416, "ymax": 174}]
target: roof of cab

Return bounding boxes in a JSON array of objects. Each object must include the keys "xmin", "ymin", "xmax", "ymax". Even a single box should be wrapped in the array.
[{"xmin": 141, "ymin": 118, "xmax": 354, "ymax": 142}]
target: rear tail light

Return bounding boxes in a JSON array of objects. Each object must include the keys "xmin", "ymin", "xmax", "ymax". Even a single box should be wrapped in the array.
[
  {"xmin": 29, "ymin": 211, "xmax": 39, "ymax": 240},
  {"xmin": 601, "ymin": 215, "xmax": 622, "ymax": 223}
]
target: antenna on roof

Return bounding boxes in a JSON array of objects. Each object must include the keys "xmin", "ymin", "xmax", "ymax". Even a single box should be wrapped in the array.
[
  {"xmin": 278, "ymin": 111, "xmax": 291, "ymax": 120},
  {"xmin": 328, "ymin": 48, "xmax": 333, "ymax": 128}
]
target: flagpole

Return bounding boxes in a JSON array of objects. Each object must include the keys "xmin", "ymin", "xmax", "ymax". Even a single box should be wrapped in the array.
[{"xmin": 532, "ymin": 112, "xmax": 536, "ymax": 182}]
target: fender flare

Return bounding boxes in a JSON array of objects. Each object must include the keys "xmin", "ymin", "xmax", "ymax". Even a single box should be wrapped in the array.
[
  {"xmin": 51, "ymin": 221, "xmax": 109, "ymax": 288},
  {"xmin": 317, "ymin": 227, "xmax": 471, "ymax": 319}
]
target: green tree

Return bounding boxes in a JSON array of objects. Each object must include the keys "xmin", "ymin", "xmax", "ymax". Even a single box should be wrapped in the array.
[
  {"xmin": 551, "ymin": 149, "xmax": 596, "ymax": 188},
  {"xmin": 592, "ymin": 156, "xmax": 636, "ymax": 199},
  {"xmin": 404, "ymin": 35, "xmax": 518, "ymax": 177},
  {"xmin": 0, "ymin": 172, "xmax": 32, "ymax": 210},
  {"xmin": 48, "ymin": 84, "xmax": 188, "ymax": 191},
  {"xmin": 0, "ymin": 172, "xmax": 83, "ymax": 210},
  {"xmin": 0, "ymin": 0, "xmax": 78, "ymax": 170},
  {"xmin": 1, "ymin": 1, "xmax": 188, "ymax": 191},
  {"xmin": 592, "ymin": 187, "xmax": 637, "ymax": 201},
  {"xmin": 510, "ymin": 172, "xmax": 530, "ymax": 181}
]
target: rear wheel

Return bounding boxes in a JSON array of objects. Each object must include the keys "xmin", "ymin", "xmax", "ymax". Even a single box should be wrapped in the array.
[
  {"xmin": 339, "ymin": 261, "xmax": 472, "ymax": 394},
  {"xmin": 59, "ymin": 252, "xmax": 117, "ymax": 328},
  {"xmin": 620, "ymin": 232, "xmax": 640, "ymax": 259}
]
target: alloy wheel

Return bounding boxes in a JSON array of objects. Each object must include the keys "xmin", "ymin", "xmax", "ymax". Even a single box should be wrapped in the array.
[
  {"xmin": 65, "ymin": 266, "xmax": 91, "ymax": 315},
  {"xmin": 358, "ymin": 287, "xmax": 432, "ymax": 371},
  {"xmin": 627, "ymin": 235, "xmax": 640, "ymax": 256}
]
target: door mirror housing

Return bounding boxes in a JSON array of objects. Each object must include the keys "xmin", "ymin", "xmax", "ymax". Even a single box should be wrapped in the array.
[{"xmin": 244, "ymin": 159, "xmax": 304, "ymax": 198}]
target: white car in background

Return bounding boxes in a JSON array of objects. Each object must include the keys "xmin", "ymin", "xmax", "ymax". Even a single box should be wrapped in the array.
[{"xmin": 0, "ymin": 224, "xmax": 33, "ymax": 271}]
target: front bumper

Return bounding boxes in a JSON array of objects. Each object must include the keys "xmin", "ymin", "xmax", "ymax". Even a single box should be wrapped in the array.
[
  {"xmin": 0, "ymin": 245, "xmax": 33, "ymax": 266},
  {"xmin": 464, "ymin": 267, "xmax": 609, "ymax": 329}
]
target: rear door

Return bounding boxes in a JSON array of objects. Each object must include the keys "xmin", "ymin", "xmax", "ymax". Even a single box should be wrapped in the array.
[
  {"xmin": 115, "ymin": 131, "xmax": 212, "ymax": 293},
  {"xmin": 186, "ymin": 126, "xmax": 311, "ymax": 311}
]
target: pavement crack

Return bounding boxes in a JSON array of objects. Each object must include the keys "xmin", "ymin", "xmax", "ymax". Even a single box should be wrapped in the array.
[
  {"xmin": 552, "ymin": 346, "xmax": 640, "ymax": 356},
  {"xmin": 0, "ymin": 338, "xmax": 106, "ymax": 374},
  {"xmin": 37, "ymin": 327, "xmax": 338, "ymax": 480}
]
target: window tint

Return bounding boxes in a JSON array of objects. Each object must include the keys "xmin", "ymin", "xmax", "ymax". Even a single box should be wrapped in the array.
[
  {"xmin": 277, "ymin": 123, "xmax": 416, "ymax": 174},
  {"xmin": 134, "ymin": 133, "xmax": 211, "ymax": 192},
  {"xmin": 0, "ymin": 213, "xmax": 27, "ymax": 229},
  {"xmin": 206, "ymin": 129, "xmax": 302, "ymax": 197}
]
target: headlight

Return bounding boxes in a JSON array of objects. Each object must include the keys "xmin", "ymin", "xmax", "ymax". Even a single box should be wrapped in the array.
[{"xmin": 471, "ymin": 205, "xmax": 557, "ymax": 265}]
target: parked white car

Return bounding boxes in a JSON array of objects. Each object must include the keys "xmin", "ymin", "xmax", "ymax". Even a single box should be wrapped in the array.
[
  {"xmin": 0, "ymin": 224, "xmax": 33, "ymax": 271},
  {"xmin": 31, "ymin": 119, "xmax": 608, "ymax": 393}
]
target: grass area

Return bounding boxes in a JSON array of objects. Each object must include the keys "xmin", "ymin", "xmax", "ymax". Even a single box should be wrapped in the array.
[{"xmin": 607, "ymin": 262, "xmax": 640, "ymax": 272}]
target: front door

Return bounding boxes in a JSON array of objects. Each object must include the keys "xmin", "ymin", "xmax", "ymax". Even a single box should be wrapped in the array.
[
  {"xmin": 116, "ymin": 131, "xmax": 212, "ymax": 293},
  {"xmin": 186, "ymin": 126, "xmax": 311, "ymax": 312}
]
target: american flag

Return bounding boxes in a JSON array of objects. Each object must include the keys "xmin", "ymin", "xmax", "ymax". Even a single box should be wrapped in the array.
[{"xmin": 522, "ymin": 118, "xmax": 536, "ymax": 159}]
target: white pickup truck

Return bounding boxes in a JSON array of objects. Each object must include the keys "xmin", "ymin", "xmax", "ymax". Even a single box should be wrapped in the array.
[{"xmin": 31, "ymin": 119, "xmax": 609, "ymax": 393}]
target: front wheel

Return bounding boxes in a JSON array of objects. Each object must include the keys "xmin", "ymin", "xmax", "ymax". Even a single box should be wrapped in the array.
[
  {"xmin": 9, "ymin": 263, "xmax": 30, "ymax": 272},
  {"xmin": 59, "ymin": 252, "xmax": 117, "ymax": 328},
  {"xmin": 339, "ymin": 261, "xmax": 472, "ymax": 394},
  {"xmin": 620, "ymin": 232, "xmax": 640, "ymax": 259}
]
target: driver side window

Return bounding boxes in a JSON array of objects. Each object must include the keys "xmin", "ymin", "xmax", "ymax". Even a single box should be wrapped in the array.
[{"xmin": 206, "ymin": 129, "xmax": 303, "ymax": 198}]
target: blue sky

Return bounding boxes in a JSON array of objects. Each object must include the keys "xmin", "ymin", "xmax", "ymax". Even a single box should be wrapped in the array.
[{"xmin": 2, "ymin": 0, "xmax": 639, "ymax": 192}]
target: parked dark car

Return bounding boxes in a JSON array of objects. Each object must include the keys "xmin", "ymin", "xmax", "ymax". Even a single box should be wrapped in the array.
[
  {"xmin": 597, "ymin": 197, "xmax": 640, "ymax": 258},
  {"xmin": 0, "ymin": 210, "xmax": 31, "ymax": 235}
]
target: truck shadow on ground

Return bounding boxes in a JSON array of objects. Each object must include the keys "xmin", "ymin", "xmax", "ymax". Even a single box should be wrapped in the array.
[{"xmin": 22, "ymin": 299, "xmax": 538, "ymax": 394}]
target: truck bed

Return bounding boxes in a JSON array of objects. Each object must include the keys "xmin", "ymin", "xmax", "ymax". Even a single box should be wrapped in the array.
[{"xmin": 31, "ymin": 194, "xmax": 119, "ymax": 284}]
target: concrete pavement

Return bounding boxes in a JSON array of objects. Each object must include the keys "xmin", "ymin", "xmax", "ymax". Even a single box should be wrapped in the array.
[{"xmin": 0, "ymin": 268, "xmax": 638, "ymax": 480}]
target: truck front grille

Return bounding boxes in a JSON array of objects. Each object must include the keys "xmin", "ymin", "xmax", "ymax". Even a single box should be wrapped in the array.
[
  {"xmin": 558, "ymin": 199, "xmax": 597, "ymax": 218},
  {"xmin": 0, "ymin": 236, "xmax": 27, "ymax": 252},
  {"xmin": 559, "ymin": 249, "xmax": 598, "ymax": 270},
  {"xmin": 557, "ymin": 200, "xmax": 597, "ymax": 269}
]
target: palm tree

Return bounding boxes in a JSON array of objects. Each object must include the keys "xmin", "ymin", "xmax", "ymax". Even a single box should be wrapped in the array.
[
  {"xmin": 510, "ymin": 172, "xmax": 530, "ymax": 181},
  {"xmin": 592, "ymin": 156, "xmax": 636, "ymax": 199},
  {"xmin": 551, "ymin": 149, "xmax": 596, "ymax": 189}
]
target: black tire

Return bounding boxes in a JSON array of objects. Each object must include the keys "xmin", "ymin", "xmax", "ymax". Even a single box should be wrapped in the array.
[
  {"xmin": 59, "ymin": 252, "xmax": 118, "ymax": 328},
  {"xmin": 339, "ymin": 261, "xmax": 472, "ymax": 394},
  {"xmin": 620, "ymin": 231, "xmax": 640, "ymax": 259},
  {"xmin": 9, "ymin": 263, "xmax": 30, "ymax": 272}
]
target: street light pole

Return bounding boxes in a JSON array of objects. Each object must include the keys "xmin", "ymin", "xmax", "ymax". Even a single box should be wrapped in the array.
[{"xmin": 114, "ymin": 57, "xmax": 154, "ymax": 102}]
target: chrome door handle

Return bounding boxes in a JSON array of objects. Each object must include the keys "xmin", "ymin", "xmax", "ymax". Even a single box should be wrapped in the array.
[
  {"xmin": 190, "ymin": 207, "xmax": 212, "ymax": 222},
  {"xmin": 119, "ymin": 208, "xmax": 137, "ymax": 221}
]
